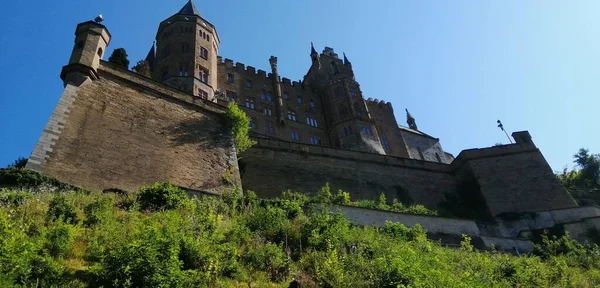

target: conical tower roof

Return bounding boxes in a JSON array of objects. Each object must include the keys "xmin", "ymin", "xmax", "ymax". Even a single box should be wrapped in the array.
[{"xmin": 178, "ymin": 0, "xmax": 201, "ymax": 16}]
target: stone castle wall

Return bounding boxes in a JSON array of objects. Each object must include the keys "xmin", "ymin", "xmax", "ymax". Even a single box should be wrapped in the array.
[
  {"xmin": 27, "ymin": 61, "xmax": 241, "ymax": 193},
  {"xmin": 240, "ymin": 137, "xmax": 456, "ymax": 209}
]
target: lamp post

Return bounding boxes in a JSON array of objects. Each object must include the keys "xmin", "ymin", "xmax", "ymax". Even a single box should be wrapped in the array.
[{"xmin": 497, "ymin": 120, "xmax": 513, "ymax": 144}]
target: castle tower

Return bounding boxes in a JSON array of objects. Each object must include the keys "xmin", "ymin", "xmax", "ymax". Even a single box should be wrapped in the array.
[
  {"xmin": 152, "ymin": 0, "xmax": 220, "ymax": 101},
  {"xmin": 304, "ymin": 46, "xmax": 385, "ymax": 154},
  {"xmin": 60, "ymin": 20, "xmax": 111, "ymax": 86}
]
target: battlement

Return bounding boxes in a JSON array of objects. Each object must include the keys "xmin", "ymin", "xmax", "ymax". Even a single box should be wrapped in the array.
[
  {"xmin": 251, "ymin": 136, "xmax": 452, "ymax": 173},
  {"xmin": 366, "ymin": 97, "xmax": 393, "ymax": 107}
]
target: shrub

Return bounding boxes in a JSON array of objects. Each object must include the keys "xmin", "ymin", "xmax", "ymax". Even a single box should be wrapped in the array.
[
  {"xmin": 224, "ymin": 102, "xmax": 256, "ymax": 154},
  {"xmin": 93, "ymin": 226, "xmax": 185, "ymax": 287},
  {"xmin": 243, "ymin": 242, "xmax": 289, "ymax": 282},
  {"xmin": 47, "ymin": 195, "xmax": 79, "ymax": 224},
  {"xmin": 0, "ymin": 167, "xmax": 77, "ymax": 191},
  {"xmin": 138, "ymin": 182, "xmax": 189, "ymax": 211},
  {"xmin": 83, "ymin": 197, "xmax": 114, "ymax": 226},
  {"xmin": 0, "ymin": 189, "xmax": 31, "ymax": 206},
  {"xmin": 44, "ymin": 221, "xmax": 74, "ymax": 258}
]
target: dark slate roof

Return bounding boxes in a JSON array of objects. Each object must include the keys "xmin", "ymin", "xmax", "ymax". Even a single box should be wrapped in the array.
[
  {"xmin": 145, "ymin": 43, "xmax": 155, "ymax": 70},
  {"xmin": 398, "ymin": 125, "xmax": 438, "ymax": 140},
  {"xmin": 178, "ymin": 0, "xmax": 201, "ymax": 16}
]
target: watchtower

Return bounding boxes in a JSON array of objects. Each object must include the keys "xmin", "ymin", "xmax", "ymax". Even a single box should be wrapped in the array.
[
  {"xmin": 151, "ymin": 0, "xmax": 220, "ymax": 101},
  {"xmin": 61, "ymin": 21, "xmax": 111, "ymax": 86}
]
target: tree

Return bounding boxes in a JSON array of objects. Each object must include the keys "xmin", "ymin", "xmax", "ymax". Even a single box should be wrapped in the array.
[
  {"xmin": 574, "ymin": 148, "xmax": 600, "ymax": 186},
  {"xmin": 558, "ymin": 148, "xmax": 600, "ymax": 188},
  {"xmin": 132, "ymin": 60, "xmax": 151, "ymax": 77},
  {"xmin": 108, "ymin": 48, "xmax": 130, "ymax": 69}
]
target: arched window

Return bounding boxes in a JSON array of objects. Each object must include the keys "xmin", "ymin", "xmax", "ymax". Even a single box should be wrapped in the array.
[
  {"xmin": 343, "ymin": 126, "xmax": 353, "ymax": 136},
  {"xmin": 338, "ymin": 105, "xmax": 349, "ymax": 119},
  {"xmin": 97, "ymin": 47, "xmax": 103, "ymax": 57}
]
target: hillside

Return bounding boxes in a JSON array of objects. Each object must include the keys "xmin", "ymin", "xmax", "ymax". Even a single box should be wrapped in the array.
[{"xmin": 1, "ymin": 168, "xmax": 600, "ymax": 287}]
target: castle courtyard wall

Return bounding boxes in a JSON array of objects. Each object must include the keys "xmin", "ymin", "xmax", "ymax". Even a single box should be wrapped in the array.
[{"xmin": 27, "ymin": 61, "xmax": 240, "ymax": 193}]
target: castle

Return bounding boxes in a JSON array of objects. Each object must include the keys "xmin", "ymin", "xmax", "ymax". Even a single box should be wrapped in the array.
[
  {"xmin": 25, "ymin": 1, "xmax": 600, "ymax": 251},
  {"xmin": 144, "ymin": 1, "xmax": 452, "ymax": 163}
]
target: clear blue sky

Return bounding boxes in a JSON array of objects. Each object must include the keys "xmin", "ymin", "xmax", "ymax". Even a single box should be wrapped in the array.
[{"xmin": 0, "ymin": 0, "xmax": 598, "ymax": 171}]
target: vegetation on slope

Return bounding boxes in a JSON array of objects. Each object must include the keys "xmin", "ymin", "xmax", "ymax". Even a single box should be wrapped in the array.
[{"xmin": 1, "ymin": 173, "xmax": 600, "ymax": 287}]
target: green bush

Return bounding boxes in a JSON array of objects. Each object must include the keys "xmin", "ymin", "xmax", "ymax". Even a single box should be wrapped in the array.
[
  {"xmin": 83, "ymin": 196, "xmax": 114, "ymax": 226},
  {"xmin": 0, "ymin": 188, "xmax": 32, "ymax": 206},
  {"xmin": 47, "ymin": 195, "xmax": 79, "ymax": 224},
  {"xmin": 224, "ymin": 102, "xmax": 256, "ymax": 154},
  {"xmin": 44, "ymin": 221, "xmax": 74, "ymax": 258},
  {"xmin": 243, "ymin": 242, "xmax": 289, "ymax": 282},
  {"xmin": 138, "ymin": 182, "xmax": 189, "ymax": 211},
  {"xmin": 0, "ymin": 167, "xmax": 77, "ymax": 191}
]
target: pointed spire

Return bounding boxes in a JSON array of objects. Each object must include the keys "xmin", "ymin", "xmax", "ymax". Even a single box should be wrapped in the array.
[
  {"xmin": 310, "ymin": 42, "xmax": 317, "ymax": 55},
  {"xmin": 343, "ymin": 52, "xmax": 351, "ymax": 66},
  {"xmin": 145, "ymin": 41, "xmax": 156, "ymax": 68},
  {"xmin": 406, "ymin": 109, "xmax": 418, "ymax": 130},
  {"xmin": 178, "ymin": 0, "xmax": 201, "ymax": 16}
]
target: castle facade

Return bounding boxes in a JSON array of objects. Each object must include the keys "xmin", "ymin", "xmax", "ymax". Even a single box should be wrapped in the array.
[{"xmin": 146, "ymin": 1, "xmax": 453, "ymax": 163}]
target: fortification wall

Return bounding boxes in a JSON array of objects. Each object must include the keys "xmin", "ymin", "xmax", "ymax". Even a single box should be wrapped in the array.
[
  {"xmin": 461, "ymin": 148, "xmax": 577, "ymax": 216},
  {"xmin": 26, "ymin": 61, "xmax": 241, "ymax": 193},
  {"xmin": 241, "ymin": 137, "xmax": 455, "ymax": 209}
]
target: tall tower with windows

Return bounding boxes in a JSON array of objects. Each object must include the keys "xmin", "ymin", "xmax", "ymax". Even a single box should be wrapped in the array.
[
  {"xmin": 304, "ymin": 46, "xmax": 385, "ymax": 154},
  {"xmin": 151, "ymin": 0, "xmax": 220, "ymax": 101}
]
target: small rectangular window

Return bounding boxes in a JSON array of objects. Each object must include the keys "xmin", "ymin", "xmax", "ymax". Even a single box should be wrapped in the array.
[
  {"xmin": 200, "ymin": 47, "xmax": 208, "ymax": 59},
  {"xmin": 199, "ymin": 69, "xmax": 208, "ymax": 83},
  {"xmin": 310, "ymin": 136, "xmax": 321, "ymax": 145},
  {"xmin": 263, "ymin": 107, "xmax": 272, "ymax": 116},
  {"xmin": 227, "ymin": 73, "xmax": 234, "ymax": 83},
  {"xmin": 226, "ymin": 91, "xmax": 237, "ymax": 102},
  {"xmin": 306, "ymin": 117, "xmax": 318, "ymax": 127},
  {"xmin": 178, "ymin": 64, "xmax": 189, "ymax": 77},
  {"xmin": 181, "ymin": 42, "xmax": 190, "ymax": 53},
  {"xmin": 310, "ymin": 99, "xmax": 316, "ymax": 108},
  {"xmin": 291, "ymin": 130, "xmax": 300, "ymax": 141},
  {"xmin": 287, "ymin": 111, "xmax": 296, "ymax": 121},
  {"xmin": 249, "ymin": 118, "xmax": 257, "ymax": 129},
  {"xmin": 245, "ymin": 79, "xmax": 253, "ymax": 88},
  {"xmin": 265, "ymin": 121, "xmax": 275, "ymax": 134},
  {"xmin": 197, "ymin": 89, "xmax": 208, "ymax": 99},
  {"xmin": 297, "ymin": 96, "xmax": 303, "ymax": 104},
  {"xmin": 245, "ymin": 98, "xmax": 255, "ymax": 109},
  {"xmin": 349, "ymin": 87, "xmax": 359, "ymax": 97},
  {"xmin": 283, "ymin": 92, "xmax": 289, "ymax": 100}
]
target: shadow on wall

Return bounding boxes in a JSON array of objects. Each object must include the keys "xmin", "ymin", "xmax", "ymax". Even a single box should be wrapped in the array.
[{"xmin": 166, "ymin": 116, "xmax": 231, "ymax": 149}]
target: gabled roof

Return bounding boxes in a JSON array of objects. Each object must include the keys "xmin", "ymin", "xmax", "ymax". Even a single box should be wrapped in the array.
[{"xmin": 178, "ymin": 0, "xmax": 201, "ymax": 16}]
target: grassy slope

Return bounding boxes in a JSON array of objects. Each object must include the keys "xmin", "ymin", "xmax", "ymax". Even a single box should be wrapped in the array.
[{"xmin": 1, "ymin": 170, "xmax": 600, "ymax": 287}]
